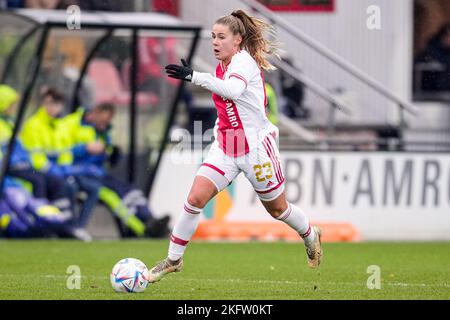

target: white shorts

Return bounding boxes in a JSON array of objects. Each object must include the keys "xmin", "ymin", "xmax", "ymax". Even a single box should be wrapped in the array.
[{"xmin": 197, "ymin": 133, "xmax": 285, "ymax": 202}]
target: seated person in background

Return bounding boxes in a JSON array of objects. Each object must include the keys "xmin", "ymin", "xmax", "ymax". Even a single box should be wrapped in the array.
[
  {"xmin": 278, "ymin": 56, "xmax": 308, "ymax": 119},
  {"xmin": 0, "ymin": 91, "xmax": 78, "ymax": 240},
  {"xmin": 0, "ymin": 195, "xmax": 29, "ymax": 238},
  {"xmin": 1, "ymin": 176, "xmax": 43, "ymax": 238},
  {"xmin": 1, "ymin": 175, "xmax": 74, "ymax": 239},
  {"xmin": 415, "ymin": 24, "xmax": 450, "ymax": 92},
  {"xmin": 0, "ymin": 85, "xmax": 88, "ymax": 238},
  {"xmin": 64, "ymin": 103, "xmax": 170, "ymax": 238},
  {"xmin": 19, "ymin": 87, "xmax": 99, "ymax": 241}
]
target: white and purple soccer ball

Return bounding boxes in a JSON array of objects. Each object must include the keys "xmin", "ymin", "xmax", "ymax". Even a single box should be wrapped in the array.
[{"xmin": 110, "ymin": 258, "xmax": 149, "ymax": 293}]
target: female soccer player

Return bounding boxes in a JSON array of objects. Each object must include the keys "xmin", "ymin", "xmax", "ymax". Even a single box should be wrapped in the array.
[{"xmin": 148, "ymin": 10, "xmax": 322, "ymax": 283}]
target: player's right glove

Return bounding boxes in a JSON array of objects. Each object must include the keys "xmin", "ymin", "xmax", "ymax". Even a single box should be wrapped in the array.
[{"xmin": 165, "ymin": 59, "xmax": 193, "ymax": 82}]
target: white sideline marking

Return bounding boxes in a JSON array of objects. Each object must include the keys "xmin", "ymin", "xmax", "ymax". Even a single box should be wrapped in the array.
[
  {"xmin": 0, "ymin": 274, "xmax": 448, "ymax": 289},
  {"xmin": 178, "ymin": 278, "xmax": 450, "ymax": 289}
]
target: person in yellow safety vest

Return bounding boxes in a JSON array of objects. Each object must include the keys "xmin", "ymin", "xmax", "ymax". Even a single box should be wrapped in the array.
[
  {"xmin": 0, "ymin": 85, "xmax": 86, "ymax": 240},
  {"xmin": 265, "ymin": 82, "xmax": 279, "ymax": 126},
  {"xmin": 20, "ymin": 87, "xmax": 97, "ymax": 241},
  {"xmin": 63, "ymin": 103, "xmax": 170, "ymax": 238},
  {"xmin": 0, "ymin": 85, "xmax": 19, "ymax": 148},
  {"xmin": 20, "ymin": 88, "xmax": 74, "ymax": 174}
]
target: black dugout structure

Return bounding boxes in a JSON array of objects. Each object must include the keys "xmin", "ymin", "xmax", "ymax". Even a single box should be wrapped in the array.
[{"xmin": 0, "ymin": 9, "xmax": 201, "ymax": 195}]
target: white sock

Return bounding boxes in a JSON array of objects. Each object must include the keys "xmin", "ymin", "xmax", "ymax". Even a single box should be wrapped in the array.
[
  {"xmin": 168, "ymin": 201, "xmax": 202, "ymax": 261},
  {"xmin": 276, "ymin": 203, "xmax": 316, "ymax": 245}
]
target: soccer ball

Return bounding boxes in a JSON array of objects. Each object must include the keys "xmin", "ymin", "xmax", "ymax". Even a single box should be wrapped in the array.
[{"xmin": 110, "ymin": 258, "xmax": 149, "ymax": 293}]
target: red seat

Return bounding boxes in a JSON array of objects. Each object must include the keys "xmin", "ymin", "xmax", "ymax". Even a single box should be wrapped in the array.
[{"xmin": 87, "ymin": 58, "xmax": 158, "ymax": 107}]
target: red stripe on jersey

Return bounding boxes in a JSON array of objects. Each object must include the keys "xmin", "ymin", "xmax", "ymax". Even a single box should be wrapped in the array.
[
  {"xmin": 170, "ymin": 234, "xmax": 189, "ymax": 246},
  {"xmin": 212, "ymin": 62, "xmax": 249, "ymax": 157},
  {"xmin": 216, "ymin": 63, "xmax": 225, "ymax": 80},
  {"xmin": 229, "ymin": 73, "xmax": 248, "ymax": 87},
  {"xmin": 201, "ymin": 163, "xmax": 225, "ymax": 176}
]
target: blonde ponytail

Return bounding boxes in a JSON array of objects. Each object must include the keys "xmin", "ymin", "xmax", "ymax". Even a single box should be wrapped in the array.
[{"xmin": 215, "ymin": 9, "xmax": 279, "ymax": 71}]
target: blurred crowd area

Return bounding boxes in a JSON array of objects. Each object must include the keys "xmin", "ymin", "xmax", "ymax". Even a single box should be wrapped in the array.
[
  {"xmin": 1, "ymin": 0, "xmax": 128, "ymax": 11},
  {"xmin": 1, "ymin": 0, "xmax": 450, "ymax": 101},
  {"xmin": 414, "ymin": 0, "xmax": 450, "ymax": 100},
  {"xmin": 2, "ymin": 0, "xmax": 450, "ymax": 240},
  {"xmin": 0, "ymin": 2, "xmax": 184, "ymax": 241},
  {"xmin": 0, "ymin": 0, "xmax": 314, "ymax": 122},
  {"xmin": 0, "ymin": 1, "xmax": 305, "ymax": 240},
  {"xmin": 0, "ymin": 85, "xmax": 172, "ymax": 241}
]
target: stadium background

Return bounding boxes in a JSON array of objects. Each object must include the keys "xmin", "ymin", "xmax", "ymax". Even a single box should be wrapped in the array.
[{"xmin": 0, "ymin": 0, "xmax": 449, "ymax": 300}]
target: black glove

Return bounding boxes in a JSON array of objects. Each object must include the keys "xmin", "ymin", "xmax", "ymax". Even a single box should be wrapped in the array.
[{"xmin": 165, "ymin": 59, "xmax": 193, "ymax": 82}]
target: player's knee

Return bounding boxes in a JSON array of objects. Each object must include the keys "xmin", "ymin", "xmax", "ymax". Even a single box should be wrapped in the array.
[
  {"xmin": 266, "ymin": 203, "xmax": 288, "ymax": 218},
  {"xmin": 186, "ymin": 194, "xmax": 206, "ymax": 210}
]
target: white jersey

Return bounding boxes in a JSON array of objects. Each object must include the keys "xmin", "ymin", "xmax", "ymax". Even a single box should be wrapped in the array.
[{"xmin": 192, "ymin": 50, "xmax": 278, "ymax": 157}]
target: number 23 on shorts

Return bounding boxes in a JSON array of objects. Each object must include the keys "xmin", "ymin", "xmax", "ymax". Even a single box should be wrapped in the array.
[{"xmin": 253, "ymin": 162, "xmax": 273, "ymax": 182}]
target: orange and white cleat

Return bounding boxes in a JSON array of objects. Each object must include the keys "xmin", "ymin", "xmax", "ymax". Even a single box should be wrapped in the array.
[
  {"xmin": 147, "ymin": 258, "xmax": 183, "ymax": 283},
  {"xmin": 305, "ymin": 226, "xmax": 323, "ymax": 269}
]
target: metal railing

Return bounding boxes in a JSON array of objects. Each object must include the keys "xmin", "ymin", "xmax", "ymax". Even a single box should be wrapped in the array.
[
  {"xmin": 195, "ymin": 30, "xmax": 353, "ymax": 143},
  {"xmin": 239, "ymin": 0, "xmax": 419, "ymax": 120}
]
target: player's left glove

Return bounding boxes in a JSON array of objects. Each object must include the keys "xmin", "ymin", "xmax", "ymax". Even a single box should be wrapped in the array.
[{"xmin": 165, "ymin": 59, "xmax": 193, "ymax": 82}]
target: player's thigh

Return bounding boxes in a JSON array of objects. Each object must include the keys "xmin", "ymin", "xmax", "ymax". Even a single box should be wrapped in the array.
[
  {"xmin": 189, "ymin": 143, "xmax": 240, "ymax": 208},
  {"xmin": 241, "ymin": 134, "xmax": 286, "ymax": 203},
  {"xmin": 198, "ymin": 142, "xmax": 240, "ymax": 191},
  {"xmin": 186, "ymin": 175, "xmax": 218, "ymax": 209}
]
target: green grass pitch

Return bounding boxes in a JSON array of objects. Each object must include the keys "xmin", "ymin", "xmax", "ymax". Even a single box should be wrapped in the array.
[{"xmin": 0, "ymin": 240, "xmax": 449, "ymax": 300}]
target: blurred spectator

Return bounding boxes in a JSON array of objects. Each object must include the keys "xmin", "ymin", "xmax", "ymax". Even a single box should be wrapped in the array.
[
  {"xmin": 0, "ymin": 192, "xmax": 30, "ymax": 238},
  {"xmin": 0, "ymin": 85, "xmax": 88, "ymax": 239},
  {"xmin": 1, "ymin": 86, "xmax": 71, "ymax": 207},
  {"xmin": 123, "ymin": 37, "xmax": 180, "ymax": 92},
  {"xmin": 0, "ymin": 177, "xmax": 76, "ymax": 238},
  {"xmin": 19, "ymin": 87, "xmax": 99, "ymax": 240},
  {"xmin": 415, "ymin": 24, "xmax": 450, "ymax": 92},
  {"xmin": 64, "ymin": 103, "xmax": 171, "ymax": 238},
  {"xmin": 20, "ymin": 88, "xmax": 73, "ymax": 174},
  {"xmin": 278, "ymin": 56, "xmax": 309, "ymax": 119},
  {"xmin": 41, "ymin": 34, "xmax": 93, "ymax": 108}
]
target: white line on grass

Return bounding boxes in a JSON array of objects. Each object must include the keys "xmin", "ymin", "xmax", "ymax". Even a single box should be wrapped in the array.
[
  {"xmin": 0, "ymin": 274, "xmax": 448, "ymax": 289},
  {"xmin": 177, "ymin": 277, "xmax": 450, "ymax": 289}
]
